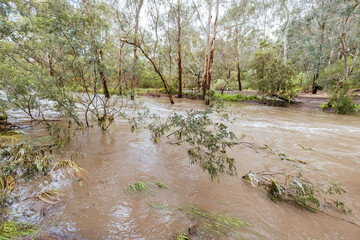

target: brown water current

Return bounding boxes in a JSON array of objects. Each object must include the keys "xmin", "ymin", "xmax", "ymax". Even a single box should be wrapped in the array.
[{"xmin": 45, "ymin": 97, "xmax": 360, "ymax": 239}]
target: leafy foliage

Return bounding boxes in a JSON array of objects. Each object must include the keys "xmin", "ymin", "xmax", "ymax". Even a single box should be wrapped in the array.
[
  {"xmin": 330, "ymin": 89, "xmax": 358, "ymax": 115},
  {"xmin": 146, "ymin": 103, "xmax": 238, "ymax": 181},
  {"xmin": 0, "ymin": 144, "xmax": 53, "ymax": 178},
  {"xmin": 248, "ymin": 47, "xmax": 297, "ymax": 102}
]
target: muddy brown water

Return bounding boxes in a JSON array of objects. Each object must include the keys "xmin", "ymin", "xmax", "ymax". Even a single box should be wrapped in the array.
[{"xmin": 18, "ymin": 97, "xmax": 360, "ymax": 239}]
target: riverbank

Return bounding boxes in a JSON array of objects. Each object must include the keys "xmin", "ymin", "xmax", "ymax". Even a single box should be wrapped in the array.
[{"xmin": 138, "ymin": 89, "xmax": 360, "ymax": 113}]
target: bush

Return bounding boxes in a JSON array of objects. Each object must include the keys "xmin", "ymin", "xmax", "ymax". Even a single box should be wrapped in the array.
[
  {"xmin": 329, "ymin": 86, "xmax": 358, "ymax": 114},
  {"xmin": 332, "ymin": 94, "xmax": 358, "ymax": 114},
  {"xmin": 159, "ymin": 86, "xmax": 178, "ymax": 95},
  {"xmin": 319, "ymin": 58, "xmax": 360, "ymax": 91},
  {"xmin": 319, "ymin": 60, "xmax": 345, "ymax": 91},
  {"xmin": 213, "ymin": 79, "xmax": 226, "ymax": 91},
  {"xmin": 319, "ymin": 103, "xmax": 330, "ymax": 110},
  {"xmin": 248, "ymin": 47, "xmax": 296, "ymax": 102}
]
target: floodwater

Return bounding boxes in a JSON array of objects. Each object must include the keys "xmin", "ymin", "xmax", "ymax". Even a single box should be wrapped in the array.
[{"xmin": 16, "ymin": 97, "xmax": 360, "ymax": 239}]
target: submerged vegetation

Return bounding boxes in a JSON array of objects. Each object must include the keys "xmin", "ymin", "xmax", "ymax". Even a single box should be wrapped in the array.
[
  {"xmin": 0, "ymin": 221, "xmax": 36, "ymax": 240},
  {"xmin": 155, "ymin": 182, "xmax": 169, "ymax": 189},
  {"xmin": 243, "ymin": 171, "xmax": 351, "ymax": 214},
  {"xmin": 52, "ymin": 160, "xmax": 89, "ymax": 181},
  {"xmin": 0, "ymin": 119, "xmax": 88, "ymax": 238},
  {"xmin": 213, "ymin": 93, "xmax": 258, "ymax": 102},
  {"xmin": 125, "ymin": 181, "xmax": 149, "ymax": 193},
  {"xmin": 37, "ymin": 189, "xmax": 63, "ymax": 205},
  {"xmin": 186, "ymin": 205, "xmax": 246, "ymax": 238}
]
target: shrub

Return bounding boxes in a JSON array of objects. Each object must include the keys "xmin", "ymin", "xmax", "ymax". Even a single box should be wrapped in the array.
[
  {"xmin": 248, "ymin": 47, "xmax": 297, "ymax": 102},
  {"xmin": 329, "ymin": 86, "xmax": 358, "ymax": 114},
  {"xmin": 159, "ymin": 86, "xmax": 178, "ymax": 95},
  {"xmin": 319, "ymin": 103, "xmax": 330, "ymax": 110},
  {"xmin": 319, "ymin": 60, "xmax": 345, "ymax": 91},
  {"xmin": 319, "ymin": 58, "xmax": 360, "ymax": 91},
  {"xmin": 332, "ymin": 94, "xmax": 357, "ymax": 114}
]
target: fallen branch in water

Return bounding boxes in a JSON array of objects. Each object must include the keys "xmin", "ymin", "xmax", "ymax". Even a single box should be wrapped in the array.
[{"xmin": 242, "ymin": 171, "xmax": 360, "ymax": 228}]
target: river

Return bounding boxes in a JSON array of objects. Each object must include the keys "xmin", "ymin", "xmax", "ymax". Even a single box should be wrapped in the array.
[{"xmin": 13, "ymin": 96, "xmax": 360, "ymax": 239}]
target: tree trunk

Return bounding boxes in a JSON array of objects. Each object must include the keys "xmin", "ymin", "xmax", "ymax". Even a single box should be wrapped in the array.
[
  {"xmin": 48, "ymin": 53, "xmax": 55, "ymax": 77},
  {"xmin": 202, "ymin": 0, "xmax": 212, "ymax": 100},
  {"xmin": 221, "ymin": 68, "xmax": 231, "ymax": 95},
  {"xmin": 124, "ymin": 41, "xmax": 174, "ymax": 104},
  {"xmin": 205, "ymin": 0, "xmax": 220, "ymax": 105},
  {"xmin": 349, "ymin": 47, "xmax": 359, "ymax": 76},
  {"xmin": 338, "ymin": 33, "xmax": 348, "ymax": 88},
  {"xmin": 99, "ymin": 49, "xmax": 110, "ymax": 99},
  {"xmin": 118, "ymin": 42, "xmax": 125, "ymax": 95},
  {"xmin": 177, "ymin": 0, "xmax": 182, "ymax": 98},
  {"xmin": 313, "ymin": 22, "xmax": 325, "ymax": 94},
  {"xmin": 237, "ymin": 62, "xmax": 241, "ymax": 91},
  {"xmin": 235, "ymin": 25, "xmax": 241, "ymax": 91},
  {"xmin": 131, "ymin": 0, "xmax": 144, "ymax": 100},
  {"xmin": 283, "ymin": 4, "xmax": 290, "ymax": 64},
  {"xmin": 312, "ymin": 73, "xmax": 318, "ymax": 94}
]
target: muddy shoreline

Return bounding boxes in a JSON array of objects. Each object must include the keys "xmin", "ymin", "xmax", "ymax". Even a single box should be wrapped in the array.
[{"xmin": 139, "ymin": 90, "xmax": 360, "ymax": 113}]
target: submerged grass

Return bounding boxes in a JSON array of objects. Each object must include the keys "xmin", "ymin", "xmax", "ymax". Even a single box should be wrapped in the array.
[
  {"xmin": 0, "ymin": 175, "xmax": 16, "ymax": 207},
  {"xmin": 214, "ymin": 93, "xmax": 258, "ymax": 102},
  {"xmin": 0, "ymin": 131, "xmax": 21, "ymax": 137},
  {"xmin": 186, "ymin": 205, "xmax": 246, "ymax": 238},
  {"xmin": 0, "ymin": 221, "xmax": 36, "ymax": 240},
  {"xmin": 37, "ymin": 189, "xmax": 63, "ymax": 204},
  {"xmin": 298, "ymin": 144, "xmax": 314, "ymax": 151},
  {"xmin": 125, "ymin": 181, "xmax": 149, "ymax": 193},
  {"xmin": 148, "ymin": 202, "xmax": 171, "ymax": 210},
  {"xmin": 155, "ymin": 182, "xmax": 169, "ymax": 189},
  {"xmin": 52, "ymin": 160, "xmax": 89, "ymax": 181},
  {"xmin": 173, "ymin": 233, "xmax": 189, "ymax": 240},
  {"xmin": 0, "ymin": 135, "xmax": 22, "ymax": 148}
]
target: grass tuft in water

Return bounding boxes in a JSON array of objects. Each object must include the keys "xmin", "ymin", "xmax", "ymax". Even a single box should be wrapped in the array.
[
  {"xmin": 149, "ymin": 202, "xmax": 170, "ymax": 210},
  {"xmin": 0, "ymin": 130, "xmax": 21, "ymax": 137},
  {"xmin": 297, "ymin": 144, "xmax": 314, "ymax": 151},
  {"xmin": 125, "ymin": 181, "xmax": 149, "ymax": 193},
  {"xmin": 52, "ymin": 160, "xmax": 89, "ymax": 181},
  {"xmin": 155, "ymin": 182, "xmax": 169, "ymax": 189},
  {"xmin": 37, "ymin": 189, "xmax": 63, "ymax": 204},
  {"xmin": 0, "ymin": 175, "xmax": 16, "ymax": 207},
  {"xmin": 0, "ymin": 135, "xmax": 22, "ymax": 148},
  {"xmin": 173, "ymin": 232, "xmax": 189, "ymax": 240},
  {"xmin": 0, "ymin": 221, "xmax": 36, "ymax": 240},
  {"xmin": 186, "ymin": 205, "xmax": 245, "ymax": 237}
]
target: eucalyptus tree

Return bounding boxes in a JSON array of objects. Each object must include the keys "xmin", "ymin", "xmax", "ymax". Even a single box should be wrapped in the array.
[
  {"xmin": 200, "ymin": 0, "xmax": 221, "ymax": 105},
  {"xmin": 220, "ymin": 0, "xmax": 259, "ymax": 91},
  {"xmin": 177, "ymin": 0, "xmax": 183, "ymax": 98},
  {"xmin": 0, "ymin": 0, "xmax": 126, "ymax": 128},
  {"xmin": 327, "ymin": 0, "xmax": 360, "ymax": 86},
  {"xmin": 131, "ymin": 0, "xmax": 144, "ymax": 100},
  {"xmin": 286, "ymin": 0, "xmax": 332, "ymax": 93}
]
